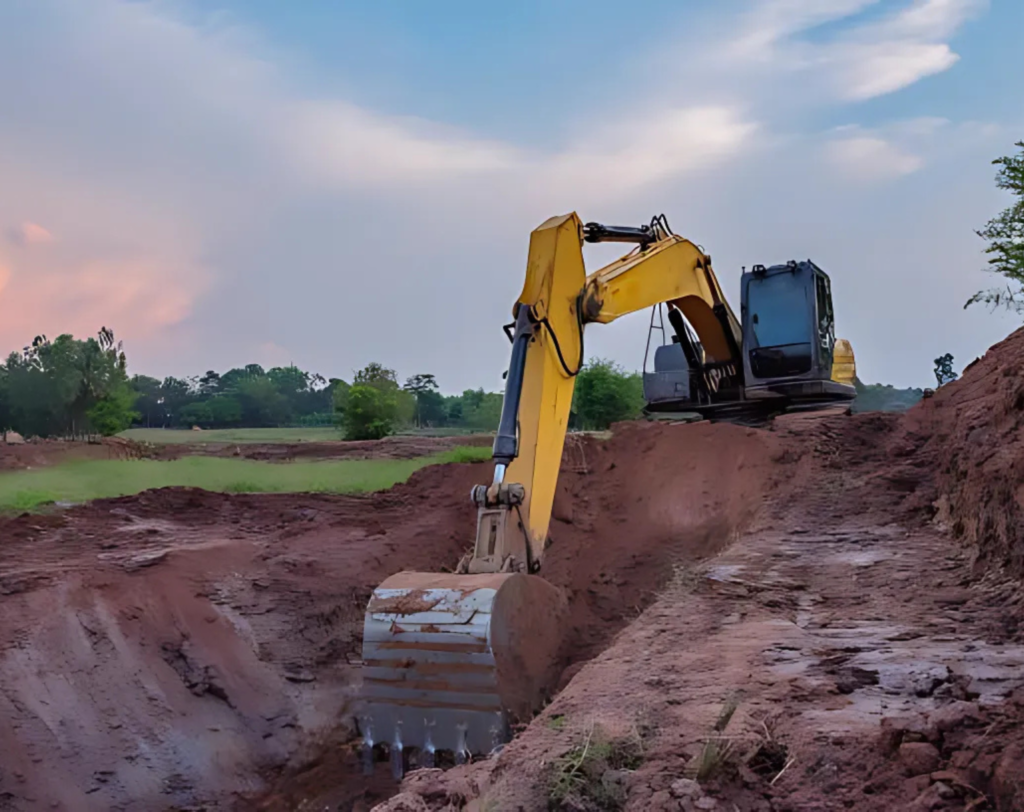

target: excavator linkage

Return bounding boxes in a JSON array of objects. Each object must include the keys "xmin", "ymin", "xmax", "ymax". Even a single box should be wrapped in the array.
[{"xmin": 359, "ymin": 571, "xmax": 565, "ymax": 777}]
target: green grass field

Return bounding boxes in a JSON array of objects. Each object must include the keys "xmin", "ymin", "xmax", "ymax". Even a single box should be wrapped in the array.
[
  {"xmin": 120, "ymin": 427, "xmax": 342, "ymax": 444},
  {"xmin": 0, "ymin": 446, "xmax": 490, "ymax": 512}
]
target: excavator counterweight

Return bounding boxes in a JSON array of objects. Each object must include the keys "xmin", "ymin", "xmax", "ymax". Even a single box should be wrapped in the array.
[{"xmin": 359, "ymin": 213, "xmax": 857, "ymax": 776}]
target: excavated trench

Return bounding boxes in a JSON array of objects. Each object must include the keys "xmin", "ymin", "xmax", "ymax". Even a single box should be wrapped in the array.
[{"xmin": 0, "ymin": 422, "xmax": 779, "ymax": 811}]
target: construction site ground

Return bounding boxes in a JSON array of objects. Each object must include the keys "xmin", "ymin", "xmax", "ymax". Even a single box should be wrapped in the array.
[
  {"xmin": 3, "ymin": 331, "xmax": 1024, "ymax": 811},
  {"xmin": 0, "ymin": 433, "xmax": 493, "ymax": 471}
]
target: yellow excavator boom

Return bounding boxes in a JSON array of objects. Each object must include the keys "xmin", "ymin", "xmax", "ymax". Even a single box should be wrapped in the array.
[{"xmin": 501, "ymin": 213, "xmax": 743, "ymax": 564}]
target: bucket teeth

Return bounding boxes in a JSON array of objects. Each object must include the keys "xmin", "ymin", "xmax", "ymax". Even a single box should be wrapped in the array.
[
  {"xmin": 422, "ymin": 720, "xmax": 436, "ymax": 768},
  {"xmin": 390, "ymin": 720, "xmax": 405, "ymax": 780},
  {"xmin": 360, "ymin": 575, "xmax": 512, "ymax": 766},
  {"xmin": 359, "ymin": 715, "xmax": 375, "ymax": 776},
  {"xmin": 359, "ymin": 571, "xmax": 565, "ymax": 774},
  {"xmin": 455, "ymin": 723, "xmax": 469, "ymax": 766}
]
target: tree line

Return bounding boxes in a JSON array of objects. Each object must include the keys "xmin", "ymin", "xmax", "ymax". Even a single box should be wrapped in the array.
[
  {"xmin": 0, "ymin": 331, "xmax": 645, "ymax": 441},
  {"xmin": 335, "ymin": 359, "xmax": 645, "ymax": 440}
]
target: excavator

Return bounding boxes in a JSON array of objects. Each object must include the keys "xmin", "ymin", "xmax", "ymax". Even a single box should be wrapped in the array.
[{"xmin": 359, "ymin": 213, "xmax": 857, "ymax": 777}]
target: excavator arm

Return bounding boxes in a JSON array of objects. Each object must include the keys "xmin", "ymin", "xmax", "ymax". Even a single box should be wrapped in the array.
[
  {"xmin": 467, "ymin": 212, "xmax": 741, "ymax": 575},
  {"xmin": 359, "ymin": 213, "xmax": 746, "ymax": 775}
]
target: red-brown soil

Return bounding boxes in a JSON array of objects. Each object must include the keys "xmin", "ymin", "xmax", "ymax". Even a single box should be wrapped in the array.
[
  {"xmin": 0, "ymin": 433, "xmax": 493, "ymax": 471},
  {"xmin": 147, "ymin": 434, "xmax": 493, "ymax": 464},
  {"xmin": 0, "ymin": 436, "xmax": 149, "ymax": 470},
  {"xmin": 2, "ymin": 330, "xmax": 1024, "ymax": 812}
]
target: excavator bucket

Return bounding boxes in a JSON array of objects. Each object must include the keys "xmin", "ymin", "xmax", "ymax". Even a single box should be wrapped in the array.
[{"xmin": 359, "ymin": 571, "xmax": 566, "ymax": 777}]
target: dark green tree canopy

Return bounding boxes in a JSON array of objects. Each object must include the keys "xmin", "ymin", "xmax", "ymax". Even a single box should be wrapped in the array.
[
  {"xmin": 934, "ymin": 353, "xmax": 958, "ymax": 387},
  {"xmin": 1, "ymin": 328, "xmax": 137, "ymax": 437},
  {"xmin": 571, "ymin": 359, "xmax": 644, "ymax": 430},
  {"xmin": 966, "ymin": 141, "xmax": 1024, "ymax": 312}
]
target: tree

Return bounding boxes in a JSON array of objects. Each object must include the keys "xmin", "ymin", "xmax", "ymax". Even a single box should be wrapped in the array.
[
  {"xmin": 2, "ymin": 328, "xmax": 136, "ymax": 437},
  {"xmin": 332, "ymin": 379, "xmax": 352, "ymax": 423},
  {"xmin": 159, "ymin": 377, "xmax": 194, "ymax": 427},
  {"xmin": 197, "ymin": 370, "xmax": 222, "ymax": 396},
  {"xmin": 851, "ymin": 378, "xmax": 923, "ymax": 413},
  {"xmin": 208, "ymin": 396, "xmax": 243, "ymax": 427},
  {"xmin": 355, "ymin": 362, "xmax": 398, "ymax": 388},
  {"xmin": 343, "ymin": 385, "xmax": 398, "ymax": 440},
  {"xmin": 404, "ymin": 373, "xmax": 441, "ymax": 427},
  {"xmin": 343, "ymin": 363, "xmax": 402, "ymax": 440},
  {"xmin": 87, "ymin": 380, "xmax": 139, "ymax": 436},
  {"xmin": 0, "ymin": 364, "xmax": 11, "ymax": 438},
  {"xmin": 417, "ymin": 389, "xmax": 447, "ymax": 427},
  {"xmin": 236, "ymin": 377, "xmax": 290, "ymax": 427},
  {"xmin": 966, "ymin": 141, "xmax": 1024, "ymax": 312},
  {"xmin": 934, "ymin": 353, "xmax": 958, "ymax": 387},
  {"xmin": 462, "ymin": 389, "xmax": 503, "ymax": 430},
  {"xmin": 572, "ymin": 359, "xmax": 644, "ymax": 430},
  {"xmin": 179, "ymin": 401, "xmax": 214, "ymax": 427},
  {"xmin": 131, "ymin": 375, "xmax": 164, "ymax": 427}
]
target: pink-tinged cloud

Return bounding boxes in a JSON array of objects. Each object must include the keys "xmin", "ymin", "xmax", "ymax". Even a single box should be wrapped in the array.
[
  {"xmin": 0, "ymin": 257, "xmax": 204, "ymax": 353},
  {"xmin": 6, "ymin": 221, "xmax": 55, "ymax": 247}
]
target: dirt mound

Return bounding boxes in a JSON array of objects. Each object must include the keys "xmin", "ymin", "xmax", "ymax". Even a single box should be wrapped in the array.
[
  {"xmin": 150, "ymin": 434, "xmax": 493, "ymax": 463},
  {"xmin": 0, "ymin": 436, "xmax": 150, "ymax": 470},
  {"xmin": 540, "ymin": 422, "xmax": 780, "ymax": 669}
]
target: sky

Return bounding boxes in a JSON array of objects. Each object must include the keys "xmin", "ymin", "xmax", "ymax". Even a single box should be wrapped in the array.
[{"xmin": 0, "ymin": 0, "xmax": 1021, "ymax": 393}]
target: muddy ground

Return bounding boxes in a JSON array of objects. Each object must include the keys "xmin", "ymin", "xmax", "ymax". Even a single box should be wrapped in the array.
[
  {"xmin": 0, "ymin": 433, "xmax": 493, "ymax": 471},
  {"xmin": 2, "ymin": 330, "xmax": 1024, "ymax": 811}
]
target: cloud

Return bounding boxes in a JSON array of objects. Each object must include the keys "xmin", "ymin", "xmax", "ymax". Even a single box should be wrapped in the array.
[
  {"xmin": 823, "ymin": 134, "xmax": 925, "ymax": 180},
  {"xmin": 727, "ymin": 0, "xmax": 986, "ymax": 101},
  {"xmin": 834, "ymin": 42, "xmax": 959, "ymax": 100},
  {"xmin": 0, "ymin": 254, "xmax": 206, "ymax": 353},
  {"xmin": 729, "ymin": 0, "xmax": 882, "ymax": 60},
  {"xmin": 544, "ymin": 107, "xmax": 759, "ymax": 198},
  {"xmin": 819, "ymin": 116, "xmax": 1004, "ymax": 182},
  {"xmin": 283, "ymin": 99, "xmax": 758, "ymax": 202},
  {"xmin": 6, "ymin": 221, "xmax": 55, "ymax": 247},
  {"xmin": 283, "ymin": 101, "xmax": 520, "ymax": 188}
]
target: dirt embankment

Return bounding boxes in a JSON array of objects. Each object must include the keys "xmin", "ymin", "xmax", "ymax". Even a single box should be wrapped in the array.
[
  {"xmin": 896, "ymin": 329, "xmax": 1024, "ymax": 576},
  {"xmin": 0, "ymin": 433, "xmax": 493, "ymax": 471},
  {"xmin": 0, "ymin": 436, "xmax": 149, "ymax": 470},
  {"xmin": 148, "ymin": 434, "xmax": 493, "ymax": 463}
]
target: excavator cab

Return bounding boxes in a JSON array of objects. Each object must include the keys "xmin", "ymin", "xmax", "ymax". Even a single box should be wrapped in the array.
[
  {"xmin": 740, "ymin": 260, "xmax": 854, "ymax": 406},
  {"xmin": 644, "ymin": 258, "xmax": 855, "ymax": 422}
]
